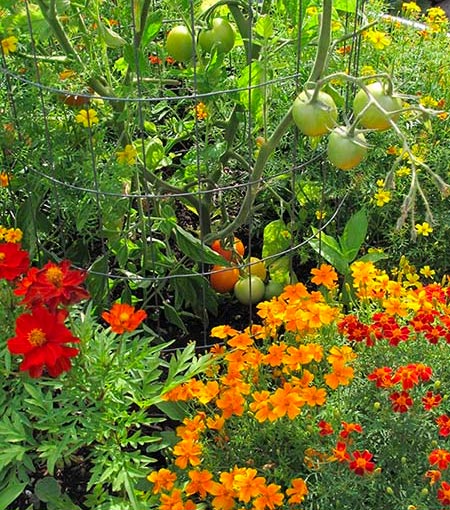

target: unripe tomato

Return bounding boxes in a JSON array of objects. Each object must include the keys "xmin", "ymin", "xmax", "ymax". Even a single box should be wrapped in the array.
[
  {"xmin": 210, "ymin": 265, "xmax": 239, "ymax": 293},
  {"xmin": 198, "ymin": 18, "xmax": 235, "ymax": 54},
  {"xmin": 234, "ymin": 276, "xmax": 266, "ymax": 305},
  {"xmin": 292, "ymin": 90, "xmax": 338, "ymax": 137},
  {"xmin": 248, "ymin": 257, "xmax": 267, "ymax": 281},
  {"xmin": 211, "ymin": 237, "xmax": 245, "ymax": 261},
  {"xmin": 166, "ymin": 26, "xmax": 194, "ymax": 62},
  {"xmin": 353, "ymin": 82, "xmax": 402, "ymax": 131},
  {"xmin": 326, "ymin": 126, "xmax": 368, "ymax": 170},
  {"xmin": 264, "ymin": 280, "xmax": 284, "ymax": 300}
]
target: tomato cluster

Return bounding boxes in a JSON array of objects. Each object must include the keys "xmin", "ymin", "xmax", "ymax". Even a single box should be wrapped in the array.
[
  {"xmin": 209, "ymin": 238, "xmax": 283, "ymax": 305},
  {"xmin": 165, "ymin": 18, "xmax": 235, "ymax": 62},
  {"xmin": 292, "ymin": 81, "xmax": 403, "ymax": 170}
]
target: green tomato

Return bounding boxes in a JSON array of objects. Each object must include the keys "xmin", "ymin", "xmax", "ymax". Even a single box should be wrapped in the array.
[
  {"xmin": 198, "ymin": 18, "xmax": 235, "ymax": 54},
  {"xmin": 327, "ymin": 126, "xmax": 368, "ymax": 170},
  {"xmin": 292, "ymin": 90, "xmax": 338, "ymax": 137},
  {"xmin": 234, "ymin": 276, "xmax": 266, "ymax": 305},
  {"xmin": 264, "ymin": 280, "xmax": 284, "ymax": 300},
  {"xmin": 165, "ymin": 25, "xmax": 193, "ymax": 62},
  {"xmin": 353, "ymin": 82, "xmax": 402, "ymax": 131}
]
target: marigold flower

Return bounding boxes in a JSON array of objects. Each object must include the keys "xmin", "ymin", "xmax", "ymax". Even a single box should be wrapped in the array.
[
  {"xmin": 0, "ymin": 242, "xmax": 30, "ymax": 281},
  {"xmin": 186, "ymin": 469, "xmax": 215, "ymax": 498},
  {"xmin": 4, "ymin": 228, "xmax": 22, "ymax": 243},
  {"xmin": 0, "ymin": 172, "xmax": 11, "ymax": 187},
  {"xmin": 438, "ymin": 481, "xmax": 450, "ymax": 505},
  {"xmin": 318, "ymin": 420, "xmax": 334, "ymax": 436},
  {"xmin": 420, "ymin": 265, "xmax": 435, "ymax": 278},
  {"xmin": 349, "ymin": 450, "xmax": 375, "ymax": 476},
  {"xmin": 233, "ymin": 468, "xmax": 266, "ymax": 503},
  {"xmin": 332, "ymin": 441, "xmax": 351, "ymax": 462},
  {"xmin": 210, "ymin": 325, "xmax": 240, "ymax": 339},
  {"xmin": 310, "ymin": 264, "xmax": 338, "ymax": 289},
  {"xmin": 436, "ymin": 414, "xmax": 450, "ymax": 436},
  {"xmin": 75, "ymin": 108, "xmax": 99, "ymax": 127},
  {"xmin": 324, "ymin": 361, "xmax": 354, "ymax": 389},
  {"xmin": 368, "ymin": 366, "xmax": 394, "ymax": 388},
  {"xmin": 389, "ymin": 390, "xmax": 414, "ymax": 413},
  {"xmin": 173, "ymin": 439, "xmax": 202, "ymax": 469},
  {"xmin": 147, "ymin": 468, "xmax": 177, "ymax": 494},
  {"xmin": 402, "ymin": 1, "xmax": 421, "ymax": 14},
  {"xmin": 7, "ymin": 305, "xmax": 80, "ymax": 378},
  {"xmin": 253, "ymin": 483, "xmax": 284, "ymax": 510},
  {"xmin": 102, "ymin": 303, "xmax": 147, "ymax": 334},
  {"xmin": 301, "ymin": 386, "xmax": 327, "ymax": 406},
  {"xmin": 425, "ymin": 469, "xmax": 441, "ymax": 485},
  {"xmin": 365, "ymin": 29, "xmax": 391, "ymax": 50},
  {"xmin": 340, "ymin": 421, "xmax": 363, "ymax": 439},
  {"xmin": 159, "ymin": 489, "xmax": 196, "ymax": 510},
  {"xmin": 216, "ymin": 388, "xmax": 245, "ymax": 418},
  {"xmin": 1, "ymin": 36, "xmax": 18, "ymax": 56},
  {"xmin": 149, "ymin": 54, "xmax": 162, "ymax": 65},
  {"xmin": 270, "ymin": 383, "xmax": 305, "ymax": 420},
  {"xmin": 286, "ymin": 478, "xmax": 308, "ymax": 504},
  {"xmin": 429, "ymin": 449, "xmax": 450, "ymax": 470},
  {"xmin": 415, "ymin": 222, "xmax": 433, "ymax": 236},
  {"xmin": 194, "ymin": 102, "xmax": 208, "ymax": 120},
  {"xmin": 209, "ymin": 479, "xmax": 236, "ymax": 510},
  {"xmin": 116, "ymin": 144, "xmax": 138, "ymax": 165}
]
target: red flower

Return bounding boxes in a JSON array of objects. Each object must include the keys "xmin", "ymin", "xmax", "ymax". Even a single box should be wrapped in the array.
[
  {"xmin": 392, "ymin": 365, "xmax": 419, "ymax": 390},
  {"xmin": 389, "ymin": 390, "xmax": 413, "ymax": 413},
  {"xmin": 332, "ymin": 442, "xmax": 351, "ymax": 463},
  {"xmin": 429, "ymin": 449, "xmax": 450, "ymax": 470},
  {"xmin": 436, "ymin": 415, "xmax": 450, "ymax": 437},
  {"xmin": 102, "ymin": 303, "xmax": 147, "ymax": 334},
  {"xmin": 0, "ymin": 242, "xmax": 30, "ymax": 281},
  {"xmin": 422, "ymin": 391, "xmax": 443, "ymax": 411},
  {"xmin": 21, "ymin": 260, "xmax": 89, "ymax": 310},
  {"xmin": 339, "ymin": 421, "xmax": 363, "ymax": 439},
  {"xmin": 14, "ymin": 266, "xmax": 39, "ymax": 299},
  {"xmin": 318, "ymin": 420, "xmax": 334, "ymax": 436},
  {"xmin": 367, "ymin": 366, "xmax": 394, "ymax": 388},
  {"xmin": 437, "ymin": 481, "xmax": 450, "ymax": 505},
  {"xmin": 7, "ymin": 306, "xmax": 80, "ymax": 378},
  {"xmin": 349, "ymin": 450, "xmax": 375, "ymax": 476}
]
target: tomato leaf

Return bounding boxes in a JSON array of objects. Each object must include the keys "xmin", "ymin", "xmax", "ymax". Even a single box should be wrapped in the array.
[
  {"xmin": 173, "ymin": 225, "xmax": 228, "ymax": 265},
  {"xmin": 339, "ymin": 208, "xmax": 368, "ymax": 262}
]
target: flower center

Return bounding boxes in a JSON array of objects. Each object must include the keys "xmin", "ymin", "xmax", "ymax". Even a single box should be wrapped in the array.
[
  {"xmin": 0, "ymin": 252, "xmax": 5, "ymax": 261},
  {"xmin": 356, "ymin": 458, "xmax": 367, "ymax": 468},
  {"xmin": 119, "ymin": 312, "xmax": 130, "ymax": 322},
  {"xmin": 46, "ymin": 266, "xmax": 64, "ymax": 287},
  {"xmin": 28, "ymin": 328, "xmax": 47, "ymax": 347}
]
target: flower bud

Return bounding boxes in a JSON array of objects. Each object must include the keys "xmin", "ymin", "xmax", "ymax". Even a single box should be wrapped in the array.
[
  {"xmin": 373, "ymin": 402, "xmax": 381, "ymax": 411},
  {"xmin": 386, "ymin": 487, "xmax": 394, "ymax": 495}
]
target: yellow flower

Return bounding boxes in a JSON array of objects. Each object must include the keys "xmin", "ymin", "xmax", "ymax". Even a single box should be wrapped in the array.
[
  {"xmin": 315, "ymin": 210, "xmax": 327, "ymax": 220},
  {"xmin": 365, "ymin": 29, "xmax": 391, "ymax": 50},
  {"xmin": 419, "ymin": 95, "xmax": 438, "ymax": 108},
  {"xmin": 420, "ymin": 265, "xmax": 435, "ymax": 278},
  {"xmin": 373, "ymin": 189, "xmax": 391, "ymax": 207},
  {"xmin": 306, "ymin": 6, "xmax": 318, "ymax": 16},
  {"xmin": 396, "ymin": 166, "xmax": 411, "ymax": 177},
  {"xmin": 1, "ymin": 36, "xmax": 18, "ymax": 56},
  {"xmin": 116, "ymin": 144, "xmax": 138, "ymax": 165},
  {"xmin": 75, "ymin": 108, "xmax": 99, "ymax": 128},
  {"xmin": 415, "ymin": 222, "xmax": 433, "ymax": 236},
  {"xmin": 361, "ymin": 65, "xmax": 376, "ymax": 76},
  {"xmin": 194, "ymin": 102, "xmax": 208, "ymax": 120},
  {"xmin": 376, "ymin": 179, "xmax": 385, "ymax": 187},
  {"xmin": 4, "ymin": 228, "xmax": 22, "ymax": 243},
  {"xmin": 402, "ymin": 1, "xmax": 421, "ymax": 15},
  {"xmin": 59, "ymin": 69, "xmax": 77, "ymax": 80}
]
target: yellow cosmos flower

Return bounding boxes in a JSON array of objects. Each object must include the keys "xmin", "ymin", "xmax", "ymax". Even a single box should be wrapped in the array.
[
  {"xmin": 420, "ymin": 265, "xmax": 435, "ymax": 278},
  {"xmin": 75, "ymin": 108, "xmax": 99, "ymax": 128},
  {"xmin": 1, "ymin": 36, "xmax": 18, "ymax": 56},
  {"xmin": 373, "ymin": 189, "xmax": 391, "ymax": 207},
  {"xmin": 365, "ymin": 29, "xmax": 391, "ymax": 50},
  {"xmin": 415, "ymin": 222, "xmax": 433, "ymax": 236}
]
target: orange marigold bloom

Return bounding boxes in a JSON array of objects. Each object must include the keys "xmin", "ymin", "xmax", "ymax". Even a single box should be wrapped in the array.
[
  {"xmin": 301, "ymin": 386, "xmax": 327, "ymax": 406},
  {"xmin": 310, "ymin": 263, "xmax": 338, "ymax": 289},
  {"xmin": 173, "ymin": 439, "xmax": 202, "ymax": 469},
  {"xmin": 211, "ymin": 325, "xmax": 240, "ymax": 339},
  {"xmin": 324, "ymin": 361, "xmax": 354, "ymax": 389},
  {"xmin": 332, "ymin": 441, "xmax": 351, "ymax": 462},
  {"xmin": 249, "ymin": 390, "xmax": 277, "ymax": 423},
  {"xmin": 0, "ymin": 172, "xmax": 11, "ymax": 187},
  {"xmin": 327, "ymin": 345, "xmax": 356, "ymax": 365},
  {"xmin": 147, "ymin": 468, "xmax": 177, "ymax": 494},
  {"xmin": 286, "ymin": 478, "xmax": 308, "ymax": 504},
  {"xmin": 227, "ymin": 332, "xmax": 254, "ymax": 349},
  {"xmin": 216, "ymin": 388, "xmax": 245, "ymax": 418},
  {"xmin": 270, "ymin": 383, "xmax": 304, "ymax": 420},
  {"xmin": 340, "ymin": 421, "xmax": 362, "ymax": 439},
  {"xmin": 425, "ymin": 469, "xmax": 442, "ymax": 485},
  {"xmin": 186, "ymin": 469, "xmax": 215, "ymax": 498},
  {"xmin": 232, "ymin": 468, "xmax": 266, "ymax": 503},
  {"xmin": 429, "ymin": 448, "xmax": 450, "ymax": 470},
  {"xmin": 159, "ymin": 489, "xmax": 196, "ymax": 510},
  {"xmin": 253, "ymin": 483, "xmax": 284, "ymax": 510},
  {"xmin": 264, "ymin": 342, "xmax": 287, "ymax": 367},
  {"xmin": 437, "ymin": 481, "xmax": 450, "ymax": 506},
  {"xmin": 102, "ymin": 303, "xmax": 147, "ymax": 333},
  {"xmin": 209, "ymin": 480, "xmax": 236, "ymax": 510},
  {"xmin": 206, "ymin": 414, "xmax": 225, "ymax": 431}
]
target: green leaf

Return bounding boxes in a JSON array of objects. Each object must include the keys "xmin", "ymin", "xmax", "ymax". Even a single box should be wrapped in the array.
[
  {"xmin": 309, "ymin": 228, "xmax": 349, "ymax": 275},
  {"xmin": 0, "ymin": 475, "xmax": 27, "ymax": 510},
  {"xmin": 173, "ymin": 225, "xmax": 227, "ymax": 265},
  {"xmin": 163, "ymin": 303, "xmax": 188, "ymax": 333},
  {"xmin": 141, "ymin": 10, "xmax": 163, "ymax": 47},
  {"xmin": 339, "ymin": 209, "xmax": 368, "ymax": 262},
  {"xmin": 155, "ymin": 401, "xmax": 188, "ymax": 421},
  {"xmin": 254, "ymin": 15, "xmax": 274, "ymax": 39},
  {"xmin": 87, "ymin": 255, "xmax": 109, "ymax": 305},
  {"xmin": 334, "ymin": 0, "xmax": 357, "ymax": 12},
  {"xmin": 34, "ymin": 477, "xmax": 61, "ymax": 503},
  {"xmin": 262, "ymin": 219, "xmax": 292, "ymax": 258}
]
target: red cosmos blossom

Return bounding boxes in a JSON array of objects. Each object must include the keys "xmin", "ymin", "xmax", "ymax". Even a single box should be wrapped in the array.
[
  {"xmin": 422, "ymin": 391, "xmax": 443, "ymax": 411},
  {"xmin": 436, "ymin": 415, "xmax": 450, "ymax": 437},
  {"xmin": 318, "ymin": 420, "xmax": 334, "ymax": 436},
  {"xmin": 367, "ymin": 366, "xmax": 394, "ymax": 388},
  {"xmin": 428, "ymin": 448, "xmax": 450, "ymax": 470},
  {"xmin": 389, "ymin": 390, "xmax": 413, "ymax": 413},
  {"xmin": 102, "ymin": 303, "xmax": 147, "ymax": 334},
  {"xmin": 437, "ymin": 480, "xmax": 450, "ymax": 505},
  {"xmin": 7, "ymin": 306, "xmax": 80, "ymax": 378},
  {"xmin": 20, "ymin": 260, "xmax": 89, "ymax": 310},
  {"xmin": 0, "ymin": 242, "xmax": 30, "ymax": 281},
  {"xmin": 349, "ymin": 450, "xmax": 375, "ymax": 476}
]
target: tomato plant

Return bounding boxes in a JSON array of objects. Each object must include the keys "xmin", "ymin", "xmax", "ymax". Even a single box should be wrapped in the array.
[
  {"xmin": 247, "ymin": 257, "xmax": 267, "ymax": 281},
  {"xmin": 234, "ymin": 275, "xmax": 266, "ymax": 305},
  {"xmin": 210, "ymin": 265, "xmax": 240, "ymax": 294},
  {"xmin": 292, "ymin": 90, "xmax": 338, "ymax": 137},
  {"xmin": 165, "ymin": 25, "xmax": 194, "ymax": 62},
  {"xmin": 326, "ymin": 126, "xmax": 368, "ymax": 170},
  {"xmin": 211, "ymin": 237, "xmax": 245, "ymax": 262},
  {"xmin": 198, "ymin": 18, "xmax": 235, "ymax": 54},
  {"xmin": 353, "ymin": 82, "xmax": 402, "ymax": 131}
]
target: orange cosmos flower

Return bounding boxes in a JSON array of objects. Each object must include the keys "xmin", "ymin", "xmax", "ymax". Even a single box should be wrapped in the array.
[
  {"xmin": 270, "ymin": 383, "xmax": 304, "ymax": 420},
  {"xmin": 215, "ymin": 388, "xmax": 245, "ymax": 418},
  {"xmin": 232, "ymin": 468, "xmax": 266, "ymax": 503},
  {"xmin": 286, "ymin": 478, "xmax": 308, "ymax": 504},
  {"xmin": 301, "ymin": 386, "xmax": 327, "ymax": 406},
  {"xmin": 310, "ymin": 263, "xmax": 338, "ymax": 289},
  {"xmin": 186, "ymin": 469, "xmax": 215, "ymax": 498},
  {"xmin": 209, "ymin": 480, "xmax": 236, "ymax": 510},
  {"xmin": 147, "ymin": 468, "xmax": 177, "ymax": 494},
  {"xmin": 102, "ymin": 303, "xmax": 147, "ymax": 333}
]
